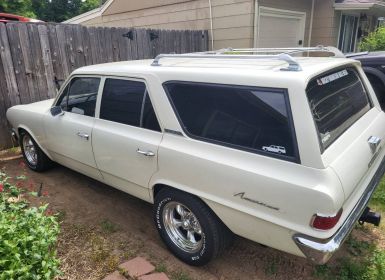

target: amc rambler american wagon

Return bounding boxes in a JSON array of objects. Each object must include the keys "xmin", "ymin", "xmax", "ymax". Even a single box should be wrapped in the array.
[{"xmin": 6, "ymin": 47, "xmax": 384, "ymax": 266}]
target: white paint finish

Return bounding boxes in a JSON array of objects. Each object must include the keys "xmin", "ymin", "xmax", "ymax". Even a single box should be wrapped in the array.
[
  {"xmin": 5, "ymin": 55, "xmax": 385, "ymax": 261},
  {"xmin": 92, "ymin": 119, "xmax": 162, "ymax": 201},
  {"xmin": 44, "ymin": 112, "xmax": 102, "ymax": 179}
]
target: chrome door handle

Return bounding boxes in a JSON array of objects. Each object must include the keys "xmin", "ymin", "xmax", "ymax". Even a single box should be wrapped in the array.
[
  {"xmin": 137, "ymin": 149, "xmax": 155, "ymax": 157},
  {"xmin": 77, "ymin": 132, "xmax": 89, "ymax": 140}
]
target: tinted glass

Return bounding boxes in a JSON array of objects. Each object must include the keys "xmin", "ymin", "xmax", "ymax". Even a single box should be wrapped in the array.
[
  {"xmin": 100, "ymin": 79, "xmax": 145, "ymax": 126},
  {"xmin": 306, "ymin": 67, "xmax": 371, "ymax": 150},
  {"xmin": 142, "ymin": 93, "xmax": 161, "ymax": 132},
  {"xmin": 58, "ymin": 77, "xmax": 100, "ymax": 117},
  {"xmin": 165, "ymin": 82, "xmax": 296, "ymax": 158}
]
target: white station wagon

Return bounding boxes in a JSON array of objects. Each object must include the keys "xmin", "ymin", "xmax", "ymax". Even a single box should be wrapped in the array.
[{"xmin": 6, "ymin": 47, "xmax": 385, "ymax": 266}]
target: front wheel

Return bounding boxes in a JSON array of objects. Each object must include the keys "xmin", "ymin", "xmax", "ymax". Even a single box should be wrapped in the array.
[
  {"xmin": 154, "ymin": 188, "xmax": 233, "ymax": 266},
  {"xmin": 20, "ymin": 131, "xmax": 53, "ymax": 172}
]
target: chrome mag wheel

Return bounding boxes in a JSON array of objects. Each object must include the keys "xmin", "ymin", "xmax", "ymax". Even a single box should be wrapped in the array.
[
  {"xmin": 163, "ymin": 201, "xmax": 203, "ymax": 253},
  {"xmin": 22, "ymin": 134, "xmax": 37, "ymax": 166}
]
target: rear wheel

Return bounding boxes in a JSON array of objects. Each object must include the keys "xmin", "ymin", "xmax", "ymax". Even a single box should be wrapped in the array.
[
  {"xmin": 154, "ymin": 188, "xmax": 233, "ymax": 266},
  {"xmin": 20, "ymin": 131, "xmax": 53, "ymax": 172}
]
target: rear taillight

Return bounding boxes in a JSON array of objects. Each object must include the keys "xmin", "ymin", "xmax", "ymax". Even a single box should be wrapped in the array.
[{"xmin": 311, "ymin": 209, "xmax": 343, "ymax": 230}]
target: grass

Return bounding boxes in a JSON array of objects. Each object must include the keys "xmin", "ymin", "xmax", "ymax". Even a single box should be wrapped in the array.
[
  {"xmin": 155, "ymin": 262, "xmax": 168, "ymax": 273},
  {"xmin": 170, "ymin": 270, "xmax": 193, "ymax": 280},
  {"xmin": 264, "ymin": 258, "xmax": 278, "ymax": 276},
  {"xmin": 100, "ymin": 219, "xmax": 119, "ymax": 234}
]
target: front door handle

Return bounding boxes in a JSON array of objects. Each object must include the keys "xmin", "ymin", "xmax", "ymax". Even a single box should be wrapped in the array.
[
  {"xmin": 137, "ymin": 149, "xmax": 155, "ymax": 157},
  {"xmin": 77, "ymin": 132, "xmax": 89, "ymax": 140}
]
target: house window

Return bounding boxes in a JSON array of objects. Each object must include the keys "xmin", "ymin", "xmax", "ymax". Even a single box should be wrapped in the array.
[{"xmin": 338, "ymin": 14, "xmax": 359, "ymax": 53}]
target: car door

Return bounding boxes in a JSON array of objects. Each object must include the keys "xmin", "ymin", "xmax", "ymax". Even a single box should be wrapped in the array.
[
  {"xmin": 44, "ymin": 76, "xmax": 103, "ymax": 180},
  {"xmin": 92, "ymin": 77, "xmax": 163, "ymax": 201}
]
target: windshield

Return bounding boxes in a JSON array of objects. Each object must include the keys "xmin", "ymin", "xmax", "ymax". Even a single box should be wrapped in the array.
[{"xmin": 306, "ymin": 67, "xmax": 371, "ymax": 151}]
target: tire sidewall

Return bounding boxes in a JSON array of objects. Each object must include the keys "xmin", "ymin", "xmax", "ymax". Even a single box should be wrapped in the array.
[
  {"xmin": 154, "ymin": 192, "xmax": 213, "ymax": 265},
  {"xmin": 20, "ymin": 132, "xmax": 38, "ymax": 171}
]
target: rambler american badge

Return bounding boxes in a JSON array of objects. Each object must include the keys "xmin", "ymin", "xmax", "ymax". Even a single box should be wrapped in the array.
[
  {"xmin": 234, "ymin": 192, "xmax": 280, "ymax": 211},
  {"xmin": 317, "ymin": 69, "xmax": 348, "ymax": 85}
]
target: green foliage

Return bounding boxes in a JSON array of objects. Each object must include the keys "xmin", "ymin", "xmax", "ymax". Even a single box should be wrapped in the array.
[
  {"xmin": 0, "ymin": 0, "xmax": 104, "ymax": 22},
  {"xmin": 100, "ymin": 219, "xmax": 119, "ymax": 234},
  {"xmin": 313, "ymin": 236, "xmax": 385, "ymax": 280},
  {"xmin": 0, "ymin": 171, "xmax": 60, "ymax": 280},
  {"xmin": 0, "ymin": 0, "xmax": 36, "ymax": 18},
  {"xmin": 359, "ymin": 27, "xmax": 385, "ymax": 51},
  {"xmin": 372, "ymin": 177, "xmax": 385, "ymax": 210}
]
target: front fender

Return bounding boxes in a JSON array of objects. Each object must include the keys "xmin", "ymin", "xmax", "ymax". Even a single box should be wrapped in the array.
[{"xmin": 18, "ymin": 124, "xmax": 54, "ymax": 161}]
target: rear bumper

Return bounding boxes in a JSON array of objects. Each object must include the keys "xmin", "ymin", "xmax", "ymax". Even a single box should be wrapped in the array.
[{"xmin": 293, "ymin": 154, "xmax": 385, "ymax": 264}]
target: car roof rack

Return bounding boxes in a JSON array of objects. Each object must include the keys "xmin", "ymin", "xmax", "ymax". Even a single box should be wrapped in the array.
[{"xmin": 151, "ymin": 46, "xmax": 345, "ymax": 72}]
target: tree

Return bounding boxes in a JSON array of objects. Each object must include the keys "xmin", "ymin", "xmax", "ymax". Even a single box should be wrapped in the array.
[
  {"xmin": 359, "ymin": 27, "xmax": 385, "ymax": 51},
  {"xmin": 0, "ymin": 0, "xmax": 36, "ymax": 18},
  {"xmin": 1, "ymin": 0, "xmax": 101, "ymax": 22}
]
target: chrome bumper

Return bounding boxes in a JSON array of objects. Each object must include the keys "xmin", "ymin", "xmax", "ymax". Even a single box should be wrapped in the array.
[
  {"xmin": 293, "ymin": 154, "xmax": 385, "ymax": 264},
  {"xmin": 11, "ymin": 128, "xmax": 18, "ymax": 143}
]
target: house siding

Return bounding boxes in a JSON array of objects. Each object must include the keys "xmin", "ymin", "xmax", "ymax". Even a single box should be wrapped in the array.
[
  {"xmin": 77, "ymin": 0, "xmax": 340, "ymax": 49},
  {"xmin": 311, "ymin": 0, "xmax": 340, "ymax": 47},
  {"xmin": 80, "ymin": 0, "xmax": 255, "ymax": 49}
]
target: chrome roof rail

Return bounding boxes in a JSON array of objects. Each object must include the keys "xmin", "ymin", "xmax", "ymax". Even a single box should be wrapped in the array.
[
  {"xmin": 151, "ymin": 53, "xmax": 302, "ymax": 71},
  {"xmin": 151, "ymin": 46, "xmax": 345, "ymax": 71},
  {"xmin": 221, "ymin": 46, "xmax": 345, "ymax": 58}
]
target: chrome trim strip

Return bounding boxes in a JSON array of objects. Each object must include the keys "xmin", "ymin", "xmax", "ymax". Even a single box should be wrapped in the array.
[{"xmin": 293, "ymin": 154, "xmax": 385, "ymax": 264}]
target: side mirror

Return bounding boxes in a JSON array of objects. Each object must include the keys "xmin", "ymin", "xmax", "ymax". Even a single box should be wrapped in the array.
[{"xmin": 50, "ymin": 106, "xmax": 64, "ymax": 117}]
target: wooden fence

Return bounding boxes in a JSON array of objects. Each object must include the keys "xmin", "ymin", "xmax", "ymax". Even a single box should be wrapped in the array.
[{"xmin": 0, "ymin": 22, "xmax": 208, "ymax": 149}]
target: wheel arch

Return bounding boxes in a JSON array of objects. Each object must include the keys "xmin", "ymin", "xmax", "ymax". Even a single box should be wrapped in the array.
[
  {"xmin": 18, "ymin": 126, "xmax": 54, "ymax": 160},
  {"xmin": 151, "ymin": 182, "xmax": 233, "ymax": 232}
]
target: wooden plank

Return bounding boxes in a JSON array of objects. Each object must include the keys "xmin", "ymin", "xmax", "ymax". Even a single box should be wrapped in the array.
[
  {"xmin": 15, "ymin": 22, "xmax": 37, "ymax": 102},
  {"xmin": 6, "ymin": 23, "xmax": 31, "ymax": 104},
  {"xmin": 27, "ymin": 23, "xmax": 49, "ymax": 101},
  {"xmin": 38, "ymin": 24, "xmax": 56, "ymax": 98},
  {"xmin": 64, "ymin": 24, "xmax": 76, "ymax": 72},
  {"xmin": 96, "ymin": 27, "xmax": 107, "ymax": 63},
  {"xmin": 47, "ymin": 23, "xmax": 65, "ymax": 91},
  {"xmin": 104, "ymin": 27, "xmax": 114, "ymax": 62},
  {"xmin": 87, "ymin": 26, "xmax": 99, "ymax": 64},
  {"xmin": 111, "ymin": 27, "xmax": 120, "ymax": 61},
  {"xmin": 81, "ymin": 26, "xmax": 93, "ymax": 66},
  {"xmin": 68, "ymin": 24, "xmax": 82, "ymax": 69},
  {"xmin": 117, "ymin": 27, "xmax": 129, "ymax": 61},
  {"xmin": 55, "ymin": 24, "xmax": 70, "ymax": 77},
  {"xmin": 0, "ymin": 23, "xmax": 20, "ymax": 106},
  {"xmin": 130, "ymin": 29, "xmax": 139, "ymax": 60},
  {"xmin": 0, "ymin": 29, "xmax": 13, "ymax": 149},
  {"xmin": 72, "ymin": 24, "xmax": 86, "ymax": 68}
]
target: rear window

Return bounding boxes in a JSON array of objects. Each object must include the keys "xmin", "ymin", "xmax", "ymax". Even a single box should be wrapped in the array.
[
  {"xmin": 164, "ymin": 82, "xmax": 299, "ymax": 162},
  {"xmin": 306, "ymin": 67, "xmax": 371, "ymax": 151}
]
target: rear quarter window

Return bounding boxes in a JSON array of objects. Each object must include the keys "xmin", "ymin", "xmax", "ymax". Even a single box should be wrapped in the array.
[
  {"xmin": 306, "ymin": 67, "xmax": 371, "ymax": 151},
  {"xmin": 164, "ymin": 82, "xmax": 299, "ymax": 162}
]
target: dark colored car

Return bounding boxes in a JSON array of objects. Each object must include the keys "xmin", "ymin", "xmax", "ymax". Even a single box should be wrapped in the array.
[
  {"xmin": 346, "ymin": 51, "xmax": 385, "ymax": 109},
  {"xmin": 0, "ymin": 13, "xmax": 42, "ymax": 23}
]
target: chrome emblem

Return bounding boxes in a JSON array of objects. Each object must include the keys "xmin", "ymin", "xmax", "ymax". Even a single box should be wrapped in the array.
[{"xmin": 368, "ymin": 136, "xmax": 381, "ymax": 154}]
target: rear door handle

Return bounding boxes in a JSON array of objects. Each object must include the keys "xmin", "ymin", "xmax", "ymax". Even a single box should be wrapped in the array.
[
  {"xmin": 77, "ymin": 132, "xmax": 89, "ymax": 140},
  {"xmin": 137, "ymin": 149, "xmax": 155, "ymax": 157}
]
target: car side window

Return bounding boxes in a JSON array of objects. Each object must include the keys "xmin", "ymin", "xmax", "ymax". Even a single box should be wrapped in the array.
[
  {"xmin": 100, "ymin": 78, "xmax": 161, "ymax": 132},
  {"xmin": 164, "ymin": 82, "xmax": 298, "ymax": 161},
  {"xmin": 57, "ymin": 77, "xmax": 100, "ymax": 117}
]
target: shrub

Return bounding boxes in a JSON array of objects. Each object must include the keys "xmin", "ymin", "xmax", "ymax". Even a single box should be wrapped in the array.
[
  {"xmin": 359, "ymin": 27, "xmax": 385, "ymax": 51},
  {"xmin": 0, "ymin": 171, "xmax": 60, "ymax": 279}
]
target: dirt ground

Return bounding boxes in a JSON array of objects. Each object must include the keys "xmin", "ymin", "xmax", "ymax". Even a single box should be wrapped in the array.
[{"xmin": 0, "ymin": 153, "xmax": 374, "ymax": 280}]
